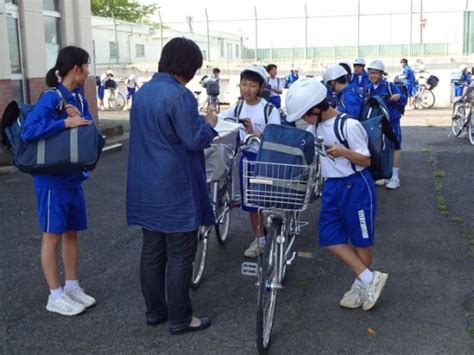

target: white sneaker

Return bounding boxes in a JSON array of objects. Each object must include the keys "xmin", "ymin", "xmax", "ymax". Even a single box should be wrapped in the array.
[
  {"xmin": 46, "ymin": 293, "xmax": 86, "ymax": 316},
  {"xmin": 339, "ymin": 282, "xmax": 366, "ymax": 309},
  {"xmin": 375, "ymin": 179, "xmax": 388, "ymax": 186},
  {"xmin": 362, "ymin": 271, "xmax": 388, "ymax": 311},
  {"xmin": 65, "ymin": 287, "xmax": 96, "ymax": 308},
  {"xmin": 244, "ymin": 238, "xmax": 264, "ymax": 258},
  {"xmin": 386, "ymin": 177, "xmax": 400, "ymax": 190}
]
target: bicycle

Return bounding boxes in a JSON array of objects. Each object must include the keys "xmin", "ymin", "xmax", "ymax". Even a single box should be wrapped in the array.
[
  {"xmin": 191, "ymin": 118, "xmax": 242, "ymax": 288},
  {"xmin": 450, "ymin": 83, "xmax": 474, "ymax": 145},
  {"xmin": 413, "ymin": 74, "xmax": 438, "ymax": 109},
  {"xmin": 240, "ymin": 135, "xmax": 329, "ymax": 353},
  {"xmin": 106, "ymin": 87, "xmax": 126, "ymax": 110}
]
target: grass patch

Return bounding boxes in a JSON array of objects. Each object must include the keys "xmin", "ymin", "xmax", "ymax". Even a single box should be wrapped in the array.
[
  {"xmin": 433, "ymin": 170, "xmax": 445, "ymax": 178},
  {"xmin": 468, "ymin": 327, "xmax": 474, "ymax": 337},
  {"xmin": 450, "ymin": 216, "xmax": 463, "ymax": 223},
  {"xmin": 420, "ymin": 148, "xmax": 431, "ymax": 153}
]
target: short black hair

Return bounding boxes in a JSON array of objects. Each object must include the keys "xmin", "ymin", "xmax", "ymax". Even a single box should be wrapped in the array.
[
  {"xmin": 158, "ymin": 37, "xmax": 203, "ymax": 82},
  {"xmin": 315, "ymin": 99, "xmax": 330, "ymax": 112},
  {"xmin": 212, "ymin": 67, "xmax": 220, "ymax": 74},
  {"xmin": 240, "ymin": 70, "xmax": 264, "ymax": 87},
  {"xmin": 339, "ymin": 63, "xmax": 352, "ymax": 76},
  {"xmin": 266, "ymin": 64, "xmax": 277, "ymax": 72},
  {"xmin": 334, "ymin": 75, "xmax": 348, "ymax": 85},
  {"xmin": 400, "ymin": 58, "xmax": 408, "ymax": 64}
]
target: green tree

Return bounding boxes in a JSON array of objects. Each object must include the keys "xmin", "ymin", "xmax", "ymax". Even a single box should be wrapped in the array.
[{"xmin": 91, "ymin": 0, "xmax": 159, "ymax": 25}]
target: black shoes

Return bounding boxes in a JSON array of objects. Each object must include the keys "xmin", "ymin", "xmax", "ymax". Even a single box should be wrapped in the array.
[{"xmin": 169, "ymin": 317, "xmax": 212, "ymax": 335}]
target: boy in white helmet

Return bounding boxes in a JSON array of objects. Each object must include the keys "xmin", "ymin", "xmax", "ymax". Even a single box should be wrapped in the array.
[
  {"xmin": 366, "ymin": 59, "xmax": 404, "ymax": 190},
  {"xmin": 219, "ymin": 65, "xmax": 281, "ymax": 258},
  {"xmin": 285, "ymin": 78, "xmax": 388, "ymax": 311},
  {"xmin": 351, "ymin": 57, "xmax": 370, "ymax": 93}
]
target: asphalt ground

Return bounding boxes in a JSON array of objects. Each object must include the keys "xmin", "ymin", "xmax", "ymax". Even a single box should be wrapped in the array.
[{"xmin": 1, "ymin": 109, "xmax": 473, "ymax": 354}]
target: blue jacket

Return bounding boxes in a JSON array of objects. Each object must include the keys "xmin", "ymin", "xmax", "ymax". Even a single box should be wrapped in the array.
[
  {"xmin": 350, "ymin": 70, "xmax": 370, "ymax": 92},
  {"xmin": 402, "ymin": 65, "xmax": 417, "ymax": 91},
  {"xmin": 461, "ymin": 71, "xmax": 472, "ymax": 85},
  {"xmin": 126, "ymin": 73, "xmax": 218, "ymax": 233},
  {"xmin": 337, "ymin": 84, "xmax": 363, "ymax": 118},
  {"xmin": 366, "ymin": 79, "xmax": 403, "ymax": 121},
  {"xmin": 21, "ymin": 83, "xmax": 93, "ymax": 188}
]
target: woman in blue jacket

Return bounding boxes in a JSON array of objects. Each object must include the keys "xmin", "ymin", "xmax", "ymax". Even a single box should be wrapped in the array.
[
  {"xmin": 21, "ymin": 46, "xmax": 96, "ymax": 316},
  {"xmin": 366, "ymin": 59, "xmax": 406, "ymax": 190},
  {"xmin": 126, "ymin": 38, "xmax": 218, "ymax": 334}
]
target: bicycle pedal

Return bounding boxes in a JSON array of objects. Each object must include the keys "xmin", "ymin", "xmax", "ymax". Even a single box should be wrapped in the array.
[
  {"xmin": 241, "ymin": 262, "xmax": 258, "ymax": 277},
  {"xmin": 296, "ymin": 251, "xmax": 315, "ymax": 259}
]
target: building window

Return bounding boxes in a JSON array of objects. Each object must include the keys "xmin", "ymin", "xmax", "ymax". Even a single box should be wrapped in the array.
[
  {"xmin": 135, "ymin": 44, "xmax": 145, "ymax": 57},
  {"xmin": 235, "ymin": 44, "xmax": 239, "ymax": 58},
  {"xmin": 227, "ymin": 43, "xmax": 233, "ymax": 60},
  {"xmin": 43, "ymin": 0, "xmax": 60, "ymax": 12},
  {"xmin": 110, "ymin": 42, "xmax": 119, "ymax": 58},
  {"xmin": 219, "ymin": 41, "xmax": 224, "ymax": 57},
  {"xmin": 7, "ymin": 17, "xmax": 21, "ymax": 74}
]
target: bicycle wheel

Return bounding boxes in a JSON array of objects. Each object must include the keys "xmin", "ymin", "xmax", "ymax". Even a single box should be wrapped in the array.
[
  {"xmin": 420, "ymin": 89, "xmax": 435, "ymax": 108},
  {"xmin": 191, "ymin": 226, "xmax": 209, "ymax": 289},
  {"xmin": 115, "ymin": 92, "xmax": 126, "ymax": 110},
  {"xmin": 468, "ymin": 110, "xmax": 474, "ymax": 145},
  {"xmin": 256, "ymin": 219, "xmax": 280, "ymax": 354},
  {"xmin": 215, "ymin": 188, "xmax": 232, "ymax": 245},
  {"xmin": 451, "ymin": 101, "xmax": 466, "ymax": 137}
]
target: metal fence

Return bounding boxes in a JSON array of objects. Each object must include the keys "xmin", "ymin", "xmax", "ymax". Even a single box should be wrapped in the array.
[{"xmin": 158, "ymin": 0, "xmax": 473, "ymax": 62}]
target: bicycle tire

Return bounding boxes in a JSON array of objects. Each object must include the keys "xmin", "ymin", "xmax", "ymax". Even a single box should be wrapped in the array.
[
  {"xmin": 256, "ymin": 220, "xmax": 280, "ymax": 354},
  {"xmin": 451, "ymin": 101, "xmax": 466, "ymax": 137},
  {"xmin": 468, "ymin": 109, "xmax": 474, "ymax": 145},
  {"xmin": 215, "ymin": 189, "xmax": 232, "ymax": 245},
  {"xmin": 115, "ymin": 92, "xmax": 126, "ymax": 110},
  {"xmin": 191, "ymin": 227, "xmax": 209, "ymax": 289},
  {"xmin": 420, "ymin": 89, "xmax": 435, "ymax": 108}
]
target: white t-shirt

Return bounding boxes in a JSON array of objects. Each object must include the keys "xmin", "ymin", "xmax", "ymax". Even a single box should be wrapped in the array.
[
  {"xmin": 307, "ymin": 116, "xmax": 370, "ymax": 178},
  {"xmin": 267, "ymin": 77, "xmax": 283, "ymax": 97},
  {"xmin": 127, "ymin": 76, "xmax": 137, "ymax": 89},
  {"xmin": 219, "ymin": 99, "xmax": 281, "ymax": 153}
]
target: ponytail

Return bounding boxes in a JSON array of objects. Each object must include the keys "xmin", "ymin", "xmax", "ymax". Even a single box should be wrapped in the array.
[{"xmin": 44, "ymin": 46, "xmax": 90, "ymax": 88}]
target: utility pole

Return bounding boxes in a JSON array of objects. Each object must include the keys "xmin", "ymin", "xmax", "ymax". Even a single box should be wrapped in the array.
[
  {"xmin": 254, "ymin": 6, "xmax": 258, "ymax": 61},
  {"xmin": 205, "ymin": 9, "xmax": 210, "ymax": 62},
  {"xmin": 304, "ymin": 3, "xmax": 308, "ymax": 60},
  {"xmin": 409, "ymin": 0, "xmax": 413, "ymax": 56},
  {"xmin": 420, "ymin": 0, "xmax": 424, "ymax": 57},
  {"xmin": 158, "ymin": 10, "xmax": 164, "ymax": 52},
  {"xmin": 357, "ymin": 0, "xmax": 361, "ymax": 57}
]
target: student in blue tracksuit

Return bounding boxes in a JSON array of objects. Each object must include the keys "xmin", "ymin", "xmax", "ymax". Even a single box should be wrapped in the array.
[
  {"xmin": 285, "ymin": 79, "xmax": 388, "ymax": 311},
  {"xmin": 21, "ymin": 46, "xmax": 96, "ymax": 316},
  {"xmin": 400, "ymin": 58, "xmax": 417, "ymax": 108},
  {"xmin": 366, "ymin": 59, "xmax": 405, "ymax": 190},
  {"xmin": 323, "ymin": 64, "xmax": 363, "ymax": 118},
  {"xmin": 351, "ymin": 57, "xmax": 370, "ymax": 94}
]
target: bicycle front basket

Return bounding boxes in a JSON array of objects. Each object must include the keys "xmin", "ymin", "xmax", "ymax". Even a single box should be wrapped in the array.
[
  {"xmin": 426, "ymin": 75, "xmax": 439, "ymax": 90},
  {"xmin": 205, "ymin": 81, "xmax": 220, "ymax": 96}
]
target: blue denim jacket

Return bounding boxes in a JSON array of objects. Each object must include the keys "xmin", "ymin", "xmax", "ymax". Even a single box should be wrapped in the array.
[{"xmin": 126, "ymin": 73, "xmax": 218, "ymax": 233}]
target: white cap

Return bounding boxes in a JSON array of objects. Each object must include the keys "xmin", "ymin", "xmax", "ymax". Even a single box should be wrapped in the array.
[
  {"xmin": 106, "ymin": 70, "xmax": 114, "ymax": 76},
  {"xmin": 285, "ymin": 78, "xmax": 327, "ymax": 122},
  {"xmin": 353, "ymin": 57, "xmax": 366, "ymax": 66},
  {"xmin": 241, "ymin": 64, "xmax": 268, "ymax": 82},
  {"xmin": 323, "ymin": 65, "xmax": 348, "ymax": 84},
  {"xmin": 367, "ymin": 59, "xmax": 386, "ymax": 73}
]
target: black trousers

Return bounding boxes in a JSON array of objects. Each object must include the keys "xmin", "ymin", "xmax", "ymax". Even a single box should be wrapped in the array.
[{"xmin": 140, "ymin": 228, "xmax": 198, "ymax": 327}]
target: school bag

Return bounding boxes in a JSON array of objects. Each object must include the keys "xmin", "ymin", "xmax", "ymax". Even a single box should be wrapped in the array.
[
  {"xmin": 248, "ymin": 124, "xmax": 315, "ymax": 210},
  {"xmin": 1, "ymin": 88, "xmax": 106, "ymax": 174},
  {"xmin": 368, "ymin": 82, "xmax": 407, "ymax": 116},
  {"xmin": 334, "ymin": 109, "xmax": 398, "ymax": 181}
]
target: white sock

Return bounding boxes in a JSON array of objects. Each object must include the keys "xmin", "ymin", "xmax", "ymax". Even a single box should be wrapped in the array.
[
  {"xmin": 392, "ymin": 167, "xmax": 400, "ymax": 179},
  {"xmin": 358, "ymin": 269, "xmax": 374, "ymax": 286},
  {"xmin": 50, "ymin": 287, "xmax": 64, "ymax": 299},
  {"xmin": 257, "ymin": 237, "xmax": 265, "ymax": 247},
  {"xmin": 64, "ymin": 279, "xmax": 80, "ymax": 291}
]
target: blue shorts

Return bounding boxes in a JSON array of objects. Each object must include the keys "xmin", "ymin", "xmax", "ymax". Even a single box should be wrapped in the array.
[
  {"xmin": 239, "ymin": 150, "xmax": 258, "ymax": 212},
  {"xmin": 319, "ymin": 169, "xmax": 376, "ymax": 248},
  {"xmin": 127, "ymin": 87, "xmax": 136, "ymax": 99},
  {"xmin": 35, "ymin": 187, "xmax": 87, "ymax": 234},
  {"xmin": 390, "ymin": 119, "xmax": 402, "ymax": 150},
  {"xmin": 97, "ymin": 86, "xmax": 105, "ymax": 100}
]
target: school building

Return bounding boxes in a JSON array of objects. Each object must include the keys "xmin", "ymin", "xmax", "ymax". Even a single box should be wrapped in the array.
[{"xmin": 0, "ymin": 0, "xmax": 97, "ymax": 122}]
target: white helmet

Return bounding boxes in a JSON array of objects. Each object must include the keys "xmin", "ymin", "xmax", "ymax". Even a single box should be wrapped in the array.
[
  {"xmin": 459, "ymin": 64, "xmax": 468, "ymax": 72},
  {"xmin": 353, "ymin": 57, "xmax": 366, "ymax": 66},
  {"xmin": 106, "ymin": 70, "xmax": 114, "ymax": 76},
  {"xmin": 241, "ymin": 64, "xmax": 268, "ymax": 82},
  {"xmin": 367, "ymin": 59, "xmax": 386, "ymax": 73},
  {"xmin": 285, "ymin": 78, "xmax": 327, "ymax": 123},
  {"xmin": 323, "ymin": 65, "xmax": 348, "ymax": 84}
]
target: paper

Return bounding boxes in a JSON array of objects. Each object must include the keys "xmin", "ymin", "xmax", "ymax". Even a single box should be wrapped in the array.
[{"xmin": 213, "ymin": 118, "xmax": 241, "ymax": 138}]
